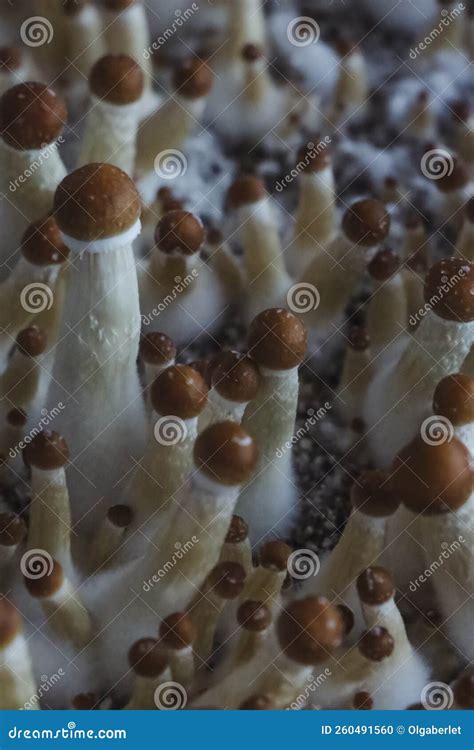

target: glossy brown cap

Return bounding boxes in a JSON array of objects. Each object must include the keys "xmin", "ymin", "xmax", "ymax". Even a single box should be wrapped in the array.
[
  {"xmin": 259, "ymin": 540, "xmax": 292, "ymax": 571},
  {"xmin": 241, "ymin": 43, "xmax": 263, "ymax": 63},
  {"xmin": 16, "ymin": 326, "xmax": 47, "ymax": 357},
  {"xmin": 187, "ymin": 358, "xmax": 216, "ymax": 388},
  {"xmin": 359, "ymin": 626, "xmax": 394, "ymax": 661},
  {"xmin": 128, "ymin": 638, "xmax": 168, "ymax": 677},
  {"xmin": 159, "ymin": 612, "xmax": 195, "ymax": 650},
  {"xmin": 225, "ymin": 515, "xmax": 249, "ymax": 544},
  {"xmin": 0, "ymin": 512, "xmax": 27, "ymax": 547},
  {"xmin": 424, "ymin": 258, "xmax": 474, "ymax": 322},
  {"xmin": 24, "ymin": 558, "xmax": 63, "ymax": 598},
  {"xmin": 54, "ymin": 163, "xmax": 140, "ymax": 241},
  {"xmin": 90, "ymin": 54, "xmax": 144, "ymax": 104},
  {"xmin": 21, "ymin": 216, "xmax": 69, "ymax": 266},
  {"xmin": 297, "ymin": 141, "xmax": 332, "ymax": 173},
  {"xmin": 151, "ymin": 365, "xmax": 208, "ymax": 418},
  {"xmin": 348, "ymin": 326, "xmax": 370, "ymax": 352},
  {"xmin": 237, "ymin": 600, "xmax": 271, "ymax": 631},
  {"xmin": 453, "ymin": 668, "xmax": 474, "ymax": 709},
  {"xmin": 357, "ymin": 567, "xmax": 395, "ymax": 606},
  {"xmin": 155, "ymin": 210, "xmax": 204, "ymax": 256},
  {"xmin": 391, "ymin": 435, "xmax": 472, "ymax": 514},
  {"xmin": 207, "ymin": 561, "xmax": 246, "ymax": 599},
  {"xmin": 0, "ymin": 47, "xmax": 22, "ymax": 72},
  {"xmin": 239, "ymin": 695, "xmax": 273, "ymax": 709},
  {"xmin": 172, "ymin": 58, "xmax": 213, "ymax": 98},
  {"xmin": 71, "ymin": 692, "xmax": 98, "ymax": 710},
  {"xmin": 107, "ymin": 504, "xmax": 133, "ymax": 528},
  {"xmin": 212, "ymin": 351, "xmax": 260, "ymax": 403},
  {"xmin": 351, "ymin": 470, "xmax": 401, "ymax": 517},
  {"xmin": 194, "ymin": 422, "xmax": 258, "ymax": 486},
  {"xmin": 368, "ymin": 248, "xmax": 400, "ymax": 281},
  {"xmin": 342, "ymin": 199, "xmax": 390, "ymax": 247},
  {"xmin": 0, "ymin": 82, "xmax": 66, "ymax": 150},
  {"xmin": 433, "ymin": 374, "xmax": 474, "ymax": 426},
  {"xmin": 353, "ymin": 691, "xmax": 373, "ymax": 710},
  {"xmin": 249, "ymin": 308, "xmax": 307, "ymax": 370},
  {"xmin": 0, "ymin": 598, "xmax": 21, "ymax": 646},
  {"xmin": 23, "ymin": 431, "xmax": 69, "ymax": 470},
  {"xmin": 6, "ymin": 407, "xmax": 27, "ymax": 427},
  {"xmin": 226, "ymin": 175, "xmax": 266, "ymax": 210},
  {"xmin": 436, "ymin": 158, "xmax": 469, "ymax": 193},
  {"xmin": 140, "ymin": 332, "xmax": 176, "ymax": 366},
  {"xmin": 277, "ymin": 596, "xmax": 344, "ymax": 665}
]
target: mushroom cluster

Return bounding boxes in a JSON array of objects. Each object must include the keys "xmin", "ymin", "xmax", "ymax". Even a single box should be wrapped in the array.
[{"xmin": 0, "ymin": 0, "xmax": 473, "ymax": 711}]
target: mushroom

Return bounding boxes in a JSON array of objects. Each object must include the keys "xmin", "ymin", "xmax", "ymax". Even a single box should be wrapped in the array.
[
  {"xmin": 205, "ymin": 227, "xmax": 243, "ymax": 300},
  {"xmin": 452, "ymin": 667, "xmax": 474, "ymax": 709},
  {"xmin": 233, "ymin": 599, "xmax": 272, "ymax": 666},
  {"xmin": 237, "ymin": 308, "xmax": 307, "ymax": 543},
  {"xmin": 435, "ymin": 157, "xmax": 471, "ymax": 231},
  {"xmin": 139, "ymin": 332, "xmax": 177, "ymax": 413},
  {"xmin": 366, "ymin": 248, "xmax": 407, "ymax": 355},
  {"xmin": 449, "ymin": 102, "xmax": 474, "ymax": 166},
  {"xmin": 400, "ymin": 214, "xmax": 430, "ymax": 324},
  {"xmin": 0, "ymin": 511, "xmax": 26, "ymax": 570},
  {"xmin": 244, "ymin": 540, "xmax": 293, "ymax": 612},
  {"xmin": 60, "ymin": 0, "xmax": 106, "ymax": 96},
  {"xmin": 337, "ymin": 326, "xmax": 372, "ymax": 427},
  {"xmin": 125, "ymin": 638, "xmax": 170, "ymax": 709},
  {"xmin": 0, "ymin": 599, "xmax": 38, "ymax": 709},
  {"xmin": 159, "ymin": 612, "xmax": 195, "ymax": 690},
  {"xmin": 139, "ymin": 210, "xmax": 228, "ymax": 345},
  {"xmin": 78, "ymin": 54, "xmax": 145, "ymax": 175},
  {"xmin": 405, "ymin": 91, "xmax": 436, "ymax": 141},
  {"xmin": 226, "ymin": 176, "xmax": 292, "ymax": 323},
  {"xmin": 47, "ymin": 163, "xmax": 147, "ymax": 533},
  {"xmin": 91, "ymin": 504, "xmax": 133, "ymax": 570},
  {"xmin": 328, "ymin": 40, "xmax": 369, "ymax": 125},
  {"xmin": 199, "ymin": 350, "xmax": 260, "ymax": 431},
  {"xmin": 219, "ymin": 515, "xmax": 253, "ymax": 577}
]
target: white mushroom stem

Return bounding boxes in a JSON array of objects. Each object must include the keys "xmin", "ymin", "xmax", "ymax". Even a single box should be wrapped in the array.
[
  {"xmin": 101, "ymin": 2, "xmax": 152, "ymax": 90},
  {"xmin": 205, "ymin": 237, "xmax": 243, "ymax": 299},
  {"xmin": 162, "ymin": 645, "xmax": 194, "ymax": 691},
  {"xmin": 331, "ymin": 47, "xmax": 368, "ymax": 122},
  {"xmin": 34, "ymin": 574, "xmax": 93, "ymax": 649},
  {"xmin": 367, "ymin": 272, "xmax": 407, "ymax": 355},
  {"xmin": 78, "ymin": 97, "xmax": 143, "ymax": 175},
  {"xmin": 243, "ymin": 565, "xmax": 287, "ymax": 612},
  {"xmin": 226, "ymin": 0, "xmax": 266, "ymax": 61},
  {"xmin": 28, "ymin": 466, "xmax": 72, "ymax": 568},
  {"xmin": 0, "ymin": 619, "xmax": 38, "ymax": 710},
  {"xmin": 401, "ymin": 222, "xmax": 429, "ymax": 321},
  {"xmin": 190, "ymin": 588, "xmax": 230, "ymax": 665},
  {"xmin": 46, "ymin": 221, "xmax": 146, "ymax": 533},
  {"xmin": 453, "ymin": 111, "xmax": 474, "ymax": 165},
  {"xmin": 125, "ymin": 665, "xmax": 172, "ymax": 710},
  {"xmin": 258, "ymin": 653, "xmax": 322, "ymax": 709},
  {"xmin": 220, "ymin": 537, "xmax": 253, "ymax": 578},
  {"xmin": 91, "ymin": 506, "xmax": 132, "ymax": 571},
  {"xmin": 406, "ymin": 93, "xmax": 436, "ymax": 140},
  {"xmin": 63, "ymin": 3, "xmax": 106, "ymax": 84},
  {"xmin": 337, "ymin": 341, "xmax": 372, "ymax": 424},
  {"xmin": 199, "ymin": 390, "xmax": 248, "ymax": 432}
]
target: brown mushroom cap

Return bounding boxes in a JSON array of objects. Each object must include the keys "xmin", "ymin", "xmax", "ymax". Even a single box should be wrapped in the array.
[
  {"xmin": 207, "ymin": 561, "xmax": 246, "ymax": 599},
  {"xmin": 0, "ymin": 47, "xmax": 22, "ymax": 72},
  {"xmin": 297, "ymin": 141, "xmax": 332, "ymax": 173},
  {"xmin": 342, "ymin": 199, "xmax": 390, "ymax": 247},
  {"xmin": 151, "ymin": 365, "xmax": 208, "ymax": 419},
  {"xmin": 172, "ymin": 58, "xmax": 213, "ymax": 98},
  {"xmin": 128, "ymin": 638, "xmax": 168, "ymax": 677},
  {"xmin": 351, "ymin": 469, "xmax": 401, "ymax": 517},
  {"xmin": 367, "ymin": 248, "xmax": 400, "ymax": 281},
  {"xmin": 193, "ymin": 422, "xmax": 258, "ymax": 486},
  {"xmin": 0, "ymin": 82, "xmax": 67, "ymax": 150},
  {"xmin": 391, "ymin": 435, "xmax": 472, "ymax": 514},
  {"xmin": 237, "ymin": 600, "xmax": 271, "ymax": 631},
  {"xmin": 54, "ymin": 163, "xmax": 140, "ymax": 241},
  {"xmin": 241, "ymin": 43, "xmax": 263, "ymax": 63},
  {"xmin": 433, "ymin": 373, "xmax": 474, "ymax": 426},
  {"xmin": 6, "ymin": 407, "xmax": 27, "ymax": 427},
  {"xmin": 0, "ymin": 512, "xmax": 27, "ymax": 547},
  {"xmin": 248, "ymin": 308, "xmax": 307, "ymax": 370},
  {"xmin": 239, "ymin": 695, "xmax": 273, "ymax": 709},
  {"xmin": 23, "ymin": 431, "xmax": 69, "ymax": 471},
  {"xmin": 21, "ymin": 216, "xmax": 69, "ymax": 266},
  {"xmin": 348, "ymin": 326, "xmax": 370, "ymax": 352},
  {"xmin": 259, "ymin": 540, "xmax": 292, "ymax": 571},
  {"xmin": 436, "ymin": 158, "xmax": 469, "ymax": 193},
  {"xmin": 140, "ymin": 332, "xmax": 176, "ymax": 366},
  {"xmin": 24, "ymin": 558, "xmax": 64, "ymax": 598},
  {"xmin": 357, "ymin": 567, "xmax": 395, "ymax": 606},
  {"xmin": 155, "ymin": 210, "xmax": 204, "ymax": 256},
  {"xmin": 159, "ymin": 612, "xmax": 195, "ymax": 650},
  {"xmin": 16, "ymin": 326, "xmax": 47, "ymax": 358},
  {"xmin": 71, "ymin": 692, "xmax": 98, "ymax": 710},
  {"xmin": 277, "ymin": 596, "xmax": 344, "ymax": 665},
  {"xmin": 89, "ymin": 54, "xmax": 144, "ymax": 104},
  {"xmin": 107, "ymin": 504, "xmax": 133, "ymax": 528},
  {"xmin": 225, "ymin": 515, "xmax": 249, "ymax": 544},
  {"xmin": 359, "ymin": 626, "xmax": 394, "ymax": 661},
  {"xmin": 353, "ymin": 691, "xmax": 373, "ymax": 710},
  {"xmin": 0, "ymin": 598, "xmax": 22, "ymax": 647},
  {"xmin": 424, "ymin": 258, "xmax": 474, "ymax": 322},
  {"xmin": 453, "ymin": 668, "xmax": 474, "ymax": 709},
  {"xmin": 187, "ymin": 358, "xmax": 216, "ymax": 389},
  {"xmin": 226, "ymin": 175, "xmax": 266, "ymax": 210},
  {"xmin": 212, "ymin": 351, "xmax": 260, "ymax": 403}
]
